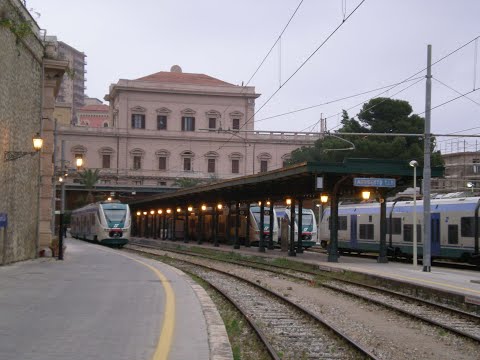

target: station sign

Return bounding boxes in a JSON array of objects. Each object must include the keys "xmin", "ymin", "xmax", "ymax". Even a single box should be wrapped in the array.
[
  {"xmin": 0, "ymin": 213, "xmax": 7, "ymax": 228},
  {"xmin": 316, "ymin": 176, "xmax": 324, "ymax": 189},
  {"xmin": 353, "ymin": 178, "xmax": 396, "ymax": 188}
]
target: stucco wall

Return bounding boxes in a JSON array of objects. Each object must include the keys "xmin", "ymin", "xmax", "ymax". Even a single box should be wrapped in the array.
[{"xmin": 0, "ymin": 0, "xmax": 44, "ymax": 263}]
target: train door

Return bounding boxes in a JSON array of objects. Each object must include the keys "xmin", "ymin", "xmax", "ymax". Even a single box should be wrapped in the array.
[
  {"xmin": 350, "ymin": 215, "xmax": 357, "ymax": 248},
  {"xmin": 431, "ymin": 213, "xmax": 441, "ymax": 256}
]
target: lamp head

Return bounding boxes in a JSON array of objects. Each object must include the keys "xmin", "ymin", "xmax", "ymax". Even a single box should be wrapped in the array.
[
  {"xmin": 467, "ymin": 182, "xmax": 474, "ymax": 188},
  {"xmin": 361, "ymin": 190, "xmax": 371, "ymax": 200},
  {"xmin": 320, "ymin": 194, "xmax": 329, "ymax": 204},
  {"xmin": 75, "ymin": 157, "xmax": 83, "ymax": 169},
  {"xmin": 187, "ymin": 206, "xmax": 193, "ymax": 212},
  {"xmin": 409, "ymin": 160, "xmax": 418, "ymax": 167},
  {"xmin": 32, "ymin": 133, "xmax": 43, "ymax": 151}
]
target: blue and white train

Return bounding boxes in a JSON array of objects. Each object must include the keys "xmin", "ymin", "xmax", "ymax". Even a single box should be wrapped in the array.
[
  {"xmin": 319, "ymin": 197, "xmax": 480, "ymax": 264},
  {"xmin": 70, "ymin": 200, "xmax": 131, "ymax": 247}
]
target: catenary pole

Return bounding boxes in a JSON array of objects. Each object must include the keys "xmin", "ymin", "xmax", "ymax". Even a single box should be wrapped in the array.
[{"xmin": 423, "ymin": 45, "xmax": 432, "ymax": 272}]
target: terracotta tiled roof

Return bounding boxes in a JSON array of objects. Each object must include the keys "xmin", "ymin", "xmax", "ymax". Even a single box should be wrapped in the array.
[
  {"xmin": 78, "ymin": 104, "xmax": 109, "ymax": 112},
  {"xmin": 135, "ymin": 71, "xmax": 235, "ymax": 86}
]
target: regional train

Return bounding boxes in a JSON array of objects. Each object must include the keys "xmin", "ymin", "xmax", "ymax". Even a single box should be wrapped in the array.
[
  {"xmin": 319, "ymin": 197, "xmax": 480, "ymax": 264},
  {"xmin": 175, "ymin": 205, "xmax": 279, "ymax": 245},
  {"xmin": 275, "ymin": 206, "xmax": 318, "ymax": 249},
  {"xmin": 70, "ymin": 200, "xmax": 131, "ymax": 247}
]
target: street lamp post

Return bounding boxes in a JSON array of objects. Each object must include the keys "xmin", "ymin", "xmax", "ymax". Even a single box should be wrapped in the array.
[
  {"xmin": 410, "ymin": 160, "xmax": 419, "ymax": 267},
  {"xmin": 467, "ymin": 182, "xmax": 474, "ymax": 194}
]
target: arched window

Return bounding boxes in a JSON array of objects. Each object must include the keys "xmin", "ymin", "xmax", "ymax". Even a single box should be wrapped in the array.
[
  {"xmin": 205, "ymin": 110, "xmax": 221, "ymax": 130},
  {"xmin": 99, "ymin": 147, "xmax": 114, "ymax": 169},
  {"xmin": 130, "ymin": 106, "xmax": 146, "ymax": 129},
  {"xmin": 229, "ymin": 111, "xmax": 244, "ymax": 131},
  {"xmin": 281, "ymin": 153, "xmax": 291, "ymax": 167},
  {"xmin": 257, "ymin": 152, "xmax": 272, "ymax": 173},
  {"xmin": 156, "ymin": 149, "xmax": 171, "ymax": 171},
  {"xmin": 156, "ymin": 107, "xmax": 171, "ymax": 130},
  {"xmin": 229, "ymin": 152, "xmax": 243, "ymax": 174},
  {"xmin": 180, "ymin": 150, "xmax": 195, "ymax": 172},
  {"xmin": 130, "ymin": 148, "xmax": 145, "ymax": 170},
  {"xmin": 181, "ymin": 108, "xmax": 196, "ymax": 131},
  {"xmin": 204, "ymin": 151, "xmax": 219, "ymax": 174}
]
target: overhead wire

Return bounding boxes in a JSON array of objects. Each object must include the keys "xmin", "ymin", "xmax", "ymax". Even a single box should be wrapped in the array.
[{"xmin": 216, "ymin": 0, "xmax": 368, "ymax": 151}]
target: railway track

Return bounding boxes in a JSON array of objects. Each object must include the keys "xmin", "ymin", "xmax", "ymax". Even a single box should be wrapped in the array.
[
  {"xmin": 130, "ymin": 245, "xmax": 378, "ymax": 359},
  {"xmin": 128, "ymin": 239, "xmax": 480, "ymax": 344}
]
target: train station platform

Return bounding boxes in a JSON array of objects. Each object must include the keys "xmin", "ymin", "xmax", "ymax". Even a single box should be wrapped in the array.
[
  {"xmin": 133, "ymin": 237, "xmax": 480, "ymax": 308},
  {"xmin": 0, "ymin": 238, "xmax": 232, "ymax": 360}
]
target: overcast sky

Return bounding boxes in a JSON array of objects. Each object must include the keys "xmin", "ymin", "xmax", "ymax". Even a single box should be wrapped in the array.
[{"xmin": 27, "ymin": 0, "xmax": 480, "ymax": 153}]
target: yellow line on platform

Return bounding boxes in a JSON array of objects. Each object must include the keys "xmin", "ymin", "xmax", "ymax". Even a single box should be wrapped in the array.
[{"xmin": 94, "ymin": 246, "xmax": 176, "ymax": 360}]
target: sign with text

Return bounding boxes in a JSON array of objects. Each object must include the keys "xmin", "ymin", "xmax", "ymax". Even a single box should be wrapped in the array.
[
  {"xmin": 353, "ymin": 177, "xmax": 396, "ymax": 188},
  {"xmin": 0, "ymin": 213, "xmax": 7, "ymax": 228},
  {"xmin": 316, "ymin": 176, "xmax": 324, "ymax": 189}
]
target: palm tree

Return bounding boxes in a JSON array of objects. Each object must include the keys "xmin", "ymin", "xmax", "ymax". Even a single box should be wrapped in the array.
[{"xmin": 78, "ymin": 168, "xmax": 100, "ymax": 203}]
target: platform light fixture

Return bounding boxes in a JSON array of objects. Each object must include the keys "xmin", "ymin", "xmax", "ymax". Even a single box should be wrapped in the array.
[
  {"xmin": 4, "ymin": 133, "xmax": 44, "ymax": 161},
  {"xmin": 201, "ymin": 204, "xmax": 207, "ymax": 211},
  {"xmin": 361, "ymin": 191, "xmax": 371, "ymax": 200},
  {"xmin": 166, "ymin": 209, "xmax": 171, "ymax": 214},
  {"xmin": 150, "ymin": 210, "xmax": 155, "ymax": 215},
  {"xmin": 286, "ymin": 198, "xmax": 292, "ymax": 205},
  {"xmin": 217, "ymin": 203, "xmax": 223, "ymax": 210},
  {"xmin": 188, "ymin": 206, "xmax": 193, "ymax": 212},
  {"xmin": 258, "ymin": 201, "xmax": 262, "ymax": 206},
  {"xmin": 136, "ymin": 211, "xmax": 141, "ymax": 216},
  {"xmin": 158, "ymin": 209, "xmax": 163, "ymax": 214},
  {"xmin": 75, "ymin": 157, "xmax": 83, "ymax": 169},
  {"xmin": 143, "ymin": 211, "xmax": 147, "ymax": 215},
  {"xmin": 177, "ymin": 207, "xmax": 181, "ymax": 213},
  {"xmin": 320, "ymin": 194, "xmax": 329, "ymax": 204},
  {"xmin": 266, "ymin": 201, "xmax": 271, "ymax": 206},
  {"xmin": 107, "ymin": 197, "xmax": 112, "ymax": 201},
  {"xmin": 467, "ymin": 182, "xmax": 474, "ymax": 193}
]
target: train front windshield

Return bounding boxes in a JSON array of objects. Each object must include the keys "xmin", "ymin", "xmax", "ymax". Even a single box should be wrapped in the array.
[
  {"xmin": 104, "ymin": 209, "xmax": 127, "ymax": 223},
  {"xmin": 252, "ymin": 212, "xmax": 271, "ymax": 225},
  {"xmin": 297, "ymin": 214, "xmax": 314, "ymax": 226}
]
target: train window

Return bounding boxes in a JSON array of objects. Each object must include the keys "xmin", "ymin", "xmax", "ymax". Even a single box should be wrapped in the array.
[
  {"xmin": 448, "ymin": 225, "xmax": 459, "ymax": 244},
  {"xmin": 359, "ymin": 224, "xmax": 374, "ymax": 240},
  {"xmin": 387, "ymin": 218, "xmax": 402, "ymax": 235},
  {"xmin": 403, "ymin": 224, "xmax": 422, "ymax": 242},
  {"xmin": 461, "ymin": 217, "xmax": 475, "ymax": 237},
  {"xmin": 368, "ymin": 215, "xmax": 372, "ymax": 223},
  {"xmin": 338, "ymin": 216, "xmax": 347, "ymax": 230}
]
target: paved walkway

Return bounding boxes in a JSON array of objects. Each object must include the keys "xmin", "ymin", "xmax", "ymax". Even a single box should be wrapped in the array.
[{"xmin": 0, "ymin": 238, "xmax": 231, "ymax": 360}]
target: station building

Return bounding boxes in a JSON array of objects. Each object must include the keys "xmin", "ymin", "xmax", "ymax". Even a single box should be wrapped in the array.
[{"xmin": 57, "ymin": 65, "xmax": 321, "ymax": 199}]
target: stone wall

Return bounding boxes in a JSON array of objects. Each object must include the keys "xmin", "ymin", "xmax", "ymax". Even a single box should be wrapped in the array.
[{"xmin": 0, "ymin": 0, "xmax": 44, "ymax": 264}]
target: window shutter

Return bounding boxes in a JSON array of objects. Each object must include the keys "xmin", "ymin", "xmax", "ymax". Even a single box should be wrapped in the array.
[
  {"xmin": 192, "ymin": 117, "xmax": 195, "ymax": 131},
  {"xmin": 131, "ymin": 115, "xmax": 135, "ymax": 128},
  {"xmin": 141, "ymin": 115, "xmax": 145, "ymax": 129},
  {"xmin": 181, "ymin": 117, "xmax": 185, "ymax": 131}
]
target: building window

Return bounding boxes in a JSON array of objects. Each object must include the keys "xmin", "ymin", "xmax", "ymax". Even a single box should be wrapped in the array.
[
  {"xmin": 208, "ymin": 118, "xmax": 216, "ymax": 130},
  {"xmin": 232, "ymin": 118, "xmax": 240, "ymax": 130},
  {"xmin": 158, "ymin": 181, "xmax": 167, "ymax": 186},
  {"xmin": 208, "ymin": 158, "xmax": 215, "ymax": 173},
  {"xmin": 103, "ymin": 122, "xmax": 108, "ymax": 128},
  {"xmin": 133, "ymin": 156, "xmax": 141, "ymax": 170},
  {"xmin": 232, "ymin": 159, "xmax": 239, "ymax": 174},
  {"xmin": 403, "ymin": 224, "xmax": 422, "ymax": 242},
  {"xmin": 131, "ymin": 114, "xmax": 145, "ymax": 129},
  {"xmin": 474, "ymin": 159, "xmax": 480, "ymax": 174},
  {"xmin": 100, "ymin": 179, "xmax": 111, "ymax": 185},
  {"xmin": 157, "ymin": 115, "xmax": 167, "ymax": 130},
  {"xmin": 184, "ymin": 157, "xmax": 192, "ymax": 171},
  {"xmin": 133, "ymin": 180, "xmax": 143, "ymax": 186},
  {"xmin": 181, "ymin": 117, "xmax": 195, "ymax": 131},
  {"xmin": 159, "ymin": 157, "xmax": 166, "ymax": 170},
  {"xmin": 260, "ymin": 160, "xmax": 268, "ymax": 173},
  {"xmin": 102, "ymin": 155, "xmax": 110, "ymax": 169}
]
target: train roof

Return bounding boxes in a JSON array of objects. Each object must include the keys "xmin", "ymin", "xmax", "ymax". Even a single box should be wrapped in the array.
[{"xmin": 324, "ymin": 197, "xmax": 480, "ymax": 215}]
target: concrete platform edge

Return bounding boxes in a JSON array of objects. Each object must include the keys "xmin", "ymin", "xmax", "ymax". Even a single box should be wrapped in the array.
[{"xmin": 168, "ymin": 265, "xmax": 234, "ymax": 360}]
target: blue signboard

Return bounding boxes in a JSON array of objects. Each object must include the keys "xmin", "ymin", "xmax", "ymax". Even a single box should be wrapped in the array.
[
  {"xmin": 353, "ymin": 178, "xmax": 396, "ymax": 188},
  {"xmin": 0, "ymin": 213, "xmax": 7, "ymax": 228}
]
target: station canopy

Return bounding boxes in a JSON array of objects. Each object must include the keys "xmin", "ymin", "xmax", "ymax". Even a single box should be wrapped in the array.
[{"xmin": 129, "ymin": 158, "xmax": 444, "ymax": 210}]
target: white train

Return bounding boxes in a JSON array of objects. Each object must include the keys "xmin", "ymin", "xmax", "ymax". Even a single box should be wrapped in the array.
[
  {"xmin": 275, "ymin": 206, "xmax": 318, "ymax": 249},
  {"xmin": 319, "ymin": 197, "xmax": 480, "ymax": 264},
  {"xmin": 70, "ymin": 200, "xmax": 131, "ymax": 247}
]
